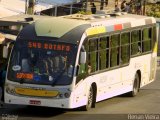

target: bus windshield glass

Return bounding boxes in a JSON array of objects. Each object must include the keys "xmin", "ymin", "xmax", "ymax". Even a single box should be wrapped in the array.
[{"xmin": 7, "ymin": 40, "xmax": 77, "ymax": 85}]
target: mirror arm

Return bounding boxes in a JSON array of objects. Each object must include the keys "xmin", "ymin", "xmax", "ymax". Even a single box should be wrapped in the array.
[{"xmin": 3, "ymin": 45, "xmax": 8, "ymax": 59}]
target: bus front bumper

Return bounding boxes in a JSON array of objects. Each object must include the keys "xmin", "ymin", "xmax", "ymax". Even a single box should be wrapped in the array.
[
  {"xmin": 5, "ymin": 92, "xmax": 73, "ymax": 108},
  {"xmin": 4, "ymin": 92, "xmax": 87, "ymax": 109}
]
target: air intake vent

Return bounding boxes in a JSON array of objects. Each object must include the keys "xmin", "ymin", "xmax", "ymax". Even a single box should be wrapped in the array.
[
  {"xmin": 93, "ymin": 14, "xmax": 110, "ymax": 19},
  {"xmin": 63, "ymin": 14, "xmax": 95, "ymax": 20},
  {"xmin": 96, "ymin": 10, "xmax": 128, "ymax": 17}
]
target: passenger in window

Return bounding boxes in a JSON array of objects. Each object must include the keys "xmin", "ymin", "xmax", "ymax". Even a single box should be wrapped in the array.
[
  {"xmin": 21, "ymin": 52, "xmax": 31, "ymax": 73},
  {"xmin": 53, "ymin": 56, "xmax": 59, "ymax": 72},
  {"xmin": 40, "ymin": 59, "xmax": 48, "ymax": 75},
  {"xmin": 21, "ymin": 58, "xmax": 31, "ymax": 72},
  {"xmin": 47, "ymin": 57, "xmax": 54, "ymax": 73},
  {"xmin": 88, "ymin": 62, "xmax": 92, "ymax": 74},
  {"xmin": 138, "ymin": 42, "xmax": 142, "ymax": 53},
  {"xmin": 120, "ymin": 52, "xmax": 123, "ymax": 64},
  {"xmin": 63, "ymin": 56, "xmax": 68, "ymax": 70},
  {"xmin": 59, "ymin": 55, "xmax": 68, "ymax": 70},
  {"xmin": 34, "ymin": 58, "xmax": 49, "ymax": 75}
]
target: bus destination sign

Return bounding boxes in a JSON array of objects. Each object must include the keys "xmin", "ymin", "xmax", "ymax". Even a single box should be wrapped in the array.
[{"xmin": 28, "ymin": 42, "xmax": 71, "ymax": 52}]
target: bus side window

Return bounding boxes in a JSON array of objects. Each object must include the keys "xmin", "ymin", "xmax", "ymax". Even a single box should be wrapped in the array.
[
  {"xmin": 110, "ymin": 34, "xmax": 120, "ymax": 67},
  {"xmin": 152, "ymin": 25, "xmax": 158, "ymax": 53},
  {"xmin": 88, "ymin": 38, "xmax": 98, "ymax": 72},
  {"xmin": 98, "ymin": 36, "xmax": 109, "ymax": 70},
  {"xmin": 131, "ymin": 30, "xmax": 141, "ymax": 55},
  {"xmin": 142, "ymin": 27, "xmax": 152, "ymax": 52},
  {"xmin": 121, "ymin": 32, "xmax": 130, "ymax": 64}
]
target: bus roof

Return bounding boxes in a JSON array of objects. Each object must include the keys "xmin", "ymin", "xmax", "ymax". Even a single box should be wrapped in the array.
[
  {"xmin": 19, "ymin": 13, "xmax": 156, "ymax": 44},
  {"xmin": 35, "ymin": 17, "xmax": 89, "ymax": 38}
]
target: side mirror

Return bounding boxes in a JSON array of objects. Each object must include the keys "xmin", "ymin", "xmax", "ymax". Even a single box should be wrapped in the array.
[
  {"xmin": 3, "ymin": 45, "xmax": 8, "ymax": 59},
  {"xmin": 80, "ymin": 51, "xmax": 87, "ymax": 64}
]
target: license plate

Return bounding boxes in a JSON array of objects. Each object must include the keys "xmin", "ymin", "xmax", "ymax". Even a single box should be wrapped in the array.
[
  {"xmin": 15, "ymin": 88, "xmax": 59, "ymax": 97},
  {"xmin": 29, "ymin": 100, "xmax": 41, "ymax": 105}
]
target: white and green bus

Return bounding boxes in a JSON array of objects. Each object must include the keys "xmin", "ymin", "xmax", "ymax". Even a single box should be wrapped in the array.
[{"xmin": 4, "ymin": 13, "xmax": 158, "ymax": 110}]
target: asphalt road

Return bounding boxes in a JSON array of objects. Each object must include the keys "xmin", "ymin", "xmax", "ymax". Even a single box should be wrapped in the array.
[{"xmin": 0, "ymin": 69, "xmax": 160, "ymax": 120}]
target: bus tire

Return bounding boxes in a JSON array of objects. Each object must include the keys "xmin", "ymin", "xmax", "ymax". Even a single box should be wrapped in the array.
[
  {"xmin": 128, "ymin": 74, "xmax": 140, "ymax": 97},
  {"xmin": 82, "ymin": 86, "xmax": 95, "ymax": 111}
]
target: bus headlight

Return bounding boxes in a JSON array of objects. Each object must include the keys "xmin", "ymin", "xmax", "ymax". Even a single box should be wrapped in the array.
[
  {"xmin": 57, "ymin": 92, "xmax": 71, "ymax": 99},
  {"xmin": 58, "ymin": 94, "xmax": 63, "ymax": 98},
  {"xmin": 64, "ymin": 92, "xmax": 70, "ymax": 98},
  {"xmin": 5, "ymin": 84, "xmax": 16, "ymax": 94}
]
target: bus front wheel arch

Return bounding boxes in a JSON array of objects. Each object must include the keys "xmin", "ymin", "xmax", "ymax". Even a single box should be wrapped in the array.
[
  {"xmin": 137, "ymin": 70, "xmax": 141, "ymax": 91},
  {"xmin": 128, "ymin": 72, "xmax": 140, "ymax": 97},
  {"xmin": 81, "ymin": 83, "xmax": 97, "ymax": 111}
]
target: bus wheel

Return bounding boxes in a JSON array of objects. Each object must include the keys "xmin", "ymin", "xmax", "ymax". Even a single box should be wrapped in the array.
[
  {"xmin": 128, "ymin": 74, "xmax": 140, "ymax": 97},
  {"xmin": 82, "ymin": 86, "xmax": 95, "ymax": 111}
]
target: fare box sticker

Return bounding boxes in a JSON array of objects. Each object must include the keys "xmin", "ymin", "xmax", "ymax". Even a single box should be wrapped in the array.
[
  {"xmin": 16, "ymin": 73, "xmax": 33, "ymax": 80},
  {"xmin": 28, "ymin": 42, "xmax": 71, "ymax": 52}
]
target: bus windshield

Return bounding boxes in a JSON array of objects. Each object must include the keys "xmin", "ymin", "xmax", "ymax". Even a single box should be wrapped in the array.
[{"xmin": 7, "ymin": 40, "xmax": 77, "ymax": 85}]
